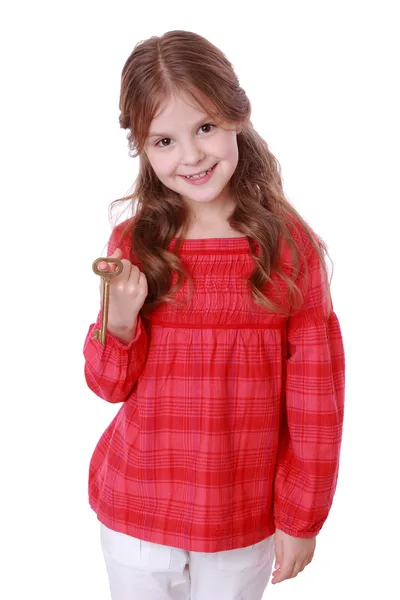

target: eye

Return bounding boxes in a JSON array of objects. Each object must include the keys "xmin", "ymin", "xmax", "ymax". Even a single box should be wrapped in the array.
[
  {"xmin": 154, "ymin": 123, "xmax": 215, "ymax": 148},
  {"xmin": 199, "ymin": 123, "xmax": 215, "ymax": 134},
  {"xmin": 156, "ymin": 137, "xmax": 172, "ymax": 148}
]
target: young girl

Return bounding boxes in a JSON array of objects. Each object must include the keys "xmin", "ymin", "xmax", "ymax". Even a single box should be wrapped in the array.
[{"xmin": 83, "ymin": 30, "xmax": 345, "ymax": 600}]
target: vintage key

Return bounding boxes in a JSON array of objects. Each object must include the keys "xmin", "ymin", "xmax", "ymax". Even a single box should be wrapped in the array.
[{"xmin": 92, "ymin": 257, "xmax": 124, "ymax": 345}]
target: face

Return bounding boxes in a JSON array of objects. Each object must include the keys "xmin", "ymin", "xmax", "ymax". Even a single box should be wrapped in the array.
[{"xmin": 143, "ymin": 91, "xmax": 241, "ymax": 216}]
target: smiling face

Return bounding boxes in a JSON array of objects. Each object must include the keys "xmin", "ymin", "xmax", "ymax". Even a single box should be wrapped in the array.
[{"xmin": 143, "ymin": 91, "xmax": 241, "ymax": 217}]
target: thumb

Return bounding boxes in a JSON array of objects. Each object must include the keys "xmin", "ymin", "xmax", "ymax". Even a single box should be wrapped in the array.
[
  {"xmin": 99, "ymin": 248, "xmax": 122, "ymax": 271},
  {"xmin": 109, "ymin": 247, "xmax": 123, "ymax": 258},
  {"xmin": 109, "ymin": 247, "xmax": 123, "ymax": 269}
]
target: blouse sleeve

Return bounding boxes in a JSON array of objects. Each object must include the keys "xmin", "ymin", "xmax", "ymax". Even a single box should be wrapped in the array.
[
  {"xmin": 274, "ymin": 242, "xmax": 345, "ymax": 538},
  {"xmin": 82, "ymin": 222, "xmax": 149, "ymax": 404}
]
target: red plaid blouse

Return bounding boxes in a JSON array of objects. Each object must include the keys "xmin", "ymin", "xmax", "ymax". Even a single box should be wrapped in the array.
[{"xmin": 83, "ymin": 219, "xmax": 345, "ymax": 552}]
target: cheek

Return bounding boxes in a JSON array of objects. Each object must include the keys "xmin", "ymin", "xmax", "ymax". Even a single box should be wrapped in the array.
[
  {"xmin": 219, "ymin": 144, "xmax": 239, "ymax": 174},
  {"xmin": 215, "ymin": 133, "xmax": 238, "ymax": 161},
  {"xmin": 147, "ymin": 153, "xmax": 172, "ymax": 178}
]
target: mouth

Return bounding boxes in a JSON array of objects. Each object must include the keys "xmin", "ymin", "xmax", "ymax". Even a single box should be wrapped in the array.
[{"xmin": 179, "ymin": 163, "xmax": 218, "ymax": 180}]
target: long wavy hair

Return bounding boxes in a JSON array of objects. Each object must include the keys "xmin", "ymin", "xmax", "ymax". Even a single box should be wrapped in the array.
[{"xmin": 108, "ymin": 30, "xmax": 333, "ymax": 323}]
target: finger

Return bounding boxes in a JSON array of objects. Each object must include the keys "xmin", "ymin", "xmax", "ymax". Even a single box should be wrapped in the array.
[
  {"xmin": 305, "ymin": 552, "xmax": 314, "ymax": 566},
  {"xmin": 272, "ymin": 558, "xmax": 295, "ymax": 584},
  {"xmin": 271, "ymin": 536, "xmax": 283, "ymax": 583},
  {"xmin": 138, "ymin": 270, "xmax": 148, "ymax": 294},
  {"xmin": 274, "ymin": 535, "xmax": 283, "ymax": 571},
  {"xmin": 295, "ymin": 553, "xmax": 313, "ymax": 577},
  {"xmin": 128, "ymin": 264, "xmax": 142, "ymax": 285},
  {"xmin": 292, "ymin": 560, "xmax": 304, "ymax": 578}
]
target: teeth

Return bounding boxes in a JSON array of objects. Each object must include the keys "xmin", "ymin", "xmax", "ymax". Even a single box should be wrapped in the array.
[{"xmin": 185, "ymin": 166, "xmax": 212, "ymax": 180}]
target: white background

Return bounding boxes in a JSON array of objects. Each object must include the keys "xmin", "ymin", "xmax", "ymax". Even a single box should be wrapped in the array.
[{"xmin": 1, "ymin": 1, "xmax": 399, "ymax": 598}]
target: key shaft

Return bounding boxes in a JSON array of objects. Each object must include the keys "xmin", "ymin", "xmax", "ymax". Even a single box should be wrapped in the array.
[{"xmin": 91, "ymin": 257, "xmax": 123, "ymax": 344}]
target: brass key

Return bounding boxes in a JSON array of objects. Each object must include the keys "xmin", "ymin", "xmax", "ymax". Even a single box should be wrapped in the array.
[{"xmin": 92, "ymin": 257, "xmax": 123, "ymax": 344}]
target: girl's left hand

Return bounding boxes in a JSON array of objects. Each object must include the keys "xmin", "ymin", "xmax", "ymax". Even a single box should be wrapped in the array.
[{"xmin": 271, "ymin": 528, "xmax": 316, "ymax": 584}]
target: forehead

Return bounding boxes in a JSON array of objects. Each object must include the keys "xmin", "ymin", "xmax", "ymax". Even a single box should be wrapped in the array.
[{"xmin": 147, "ymin": 91, "xmax": 217, "ymax": 137}]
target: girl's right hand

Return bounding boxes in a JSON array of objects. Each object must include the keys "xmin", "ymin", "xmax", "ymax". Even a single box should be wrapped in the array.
[{"xmin": 98, "ymin": 248, "xmax": 148, "ymax": 332}]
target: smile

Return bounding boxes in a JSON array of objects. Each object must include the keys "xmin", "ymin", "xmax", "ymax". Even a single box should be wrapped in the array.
[{"xmin": 179, "ymin": 163, "xmax": 218, "ymax": 184}]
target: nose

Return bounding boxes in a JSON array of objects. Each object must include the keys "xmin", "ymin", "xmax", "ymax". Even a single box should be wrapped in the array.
[{"xmin": 180, "ymin": 139, "xmax": 207, "ymax": 166}]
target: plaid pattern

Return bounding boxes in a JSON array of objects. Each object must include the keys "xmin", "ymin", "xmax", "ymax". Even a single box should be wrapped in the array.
[{"xmin": 83, "ymin": 221, "xmax": 345, "ymax": 552}]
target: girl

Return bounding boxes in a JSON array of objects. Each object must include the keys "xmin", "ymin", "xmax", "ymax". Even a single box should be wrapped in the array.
[{"xmin": 83, "ymin": 30, "xmax": 345, "ymax": 600}]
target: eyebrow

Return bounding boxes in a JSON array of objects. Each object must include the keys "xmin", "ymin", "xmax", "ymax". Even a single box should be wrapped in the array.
[{"xmin": 148, "ymin": 115, "xmax": 211, "ymax": 139}]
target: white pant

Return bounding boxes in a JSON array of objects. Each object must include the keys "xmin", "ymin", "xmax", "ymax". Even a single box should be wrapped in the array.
[{"xmin": 100, "ymin": 523, "xmax": 275, "ymax": 600}]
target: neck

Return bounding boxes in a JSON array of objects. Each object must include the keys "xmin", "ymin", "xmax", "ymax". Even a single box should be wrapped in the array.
[{"xmin": 187, "ymin": 201, "xmax": 236, "ymax": 225}]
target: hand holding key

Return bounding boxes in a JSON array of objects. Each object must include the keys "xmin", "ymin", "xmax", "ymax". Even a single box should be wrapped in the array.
[{"xmin": 92, "ymin": 248, "xmax": 148, "ymax": 344}]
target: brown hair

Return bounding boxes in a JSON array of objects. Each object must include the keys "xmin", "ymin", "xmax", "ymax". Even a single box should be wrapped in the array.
[{"xmin": 109, "ymin": 30, "xmax": 333, "ymax": 322}]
